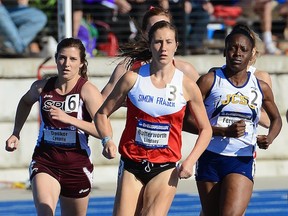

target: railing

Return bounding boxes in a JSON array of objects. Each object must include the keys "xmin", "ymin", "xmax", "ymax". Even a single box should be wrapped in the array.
[{"xmin": 1, "ymin": 1, "xmax": 287, "ymax": 57}]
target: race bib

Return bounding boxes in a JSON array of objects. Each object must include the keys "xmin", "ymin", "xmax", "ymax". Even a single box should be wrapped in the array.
[
  {"xmin": 166, "ymin": 84, "xmax": 177, "ymax": 101},
  {"xmin": 44, "ymin": 129, "xmax": 76, "ymax": 147},
  {"xmin": 65, "ymin": 94, "xmax": 79, "ymax": 113},
  {"xmin": 135, "ymin": 120, "xmax": 170, "ymax": 149},
  {"xmin": 217, "ymin": 115, "xmax": 253, "ymax": 136}
]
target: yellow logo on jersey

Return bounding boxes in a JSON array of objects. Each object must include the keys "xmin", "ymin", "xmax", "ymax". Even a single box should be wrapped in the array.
[{"xmin": 221, "ymin": 94, "xmax": 256, "ymax": 109}]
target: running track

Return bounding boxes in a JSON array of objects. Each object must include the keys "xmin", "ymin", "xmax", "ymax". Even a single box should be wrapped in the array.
[{"xmin": 0, "ymin": 190, "xmax": 287, "ymax": 215}]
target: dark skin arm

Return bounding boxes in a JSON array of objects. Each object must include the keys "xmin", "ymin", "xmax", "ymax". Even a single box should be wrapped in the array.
[
  {"xmin": 256, "ymin": 80, "xmax": 282, "ymax": 149},
  {"xmin": 183, "ymin": 72, "xmax": 214, "ymax": 134}
]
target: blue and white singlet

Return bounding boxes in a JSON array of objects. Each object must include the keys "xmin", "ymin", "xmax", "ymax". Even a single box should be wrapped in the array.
[{"xmin": 205, "ymin": 68, "xmax": 263, "ymax": 156}]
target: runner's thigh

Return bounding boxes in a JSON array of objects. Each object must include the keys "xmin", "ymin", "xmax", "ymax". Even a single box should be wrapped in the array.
[
  {"xmin": 142, "ymin": 167, "xmax": 178, "ymax": 216},
  {"xmin": 220, "ymin": 173, "xmax": 253, "ymax": 216},
  {"xmin": 113, "ymin": 170, "xmax": 144, "ymax": 216}
]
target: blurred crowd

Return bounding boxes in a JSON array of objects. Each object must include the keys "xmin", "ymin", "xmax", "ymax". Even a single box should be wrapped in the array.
[{"xmin": 0, "ymin": 0, "xmax": 288, "ymax": 58}]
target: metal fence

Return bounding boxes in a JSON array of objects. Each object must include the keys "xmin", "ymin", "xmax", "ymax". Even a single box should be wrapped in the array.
[{"xmin": 1, "ymin": 0, "xmax": 287, "ymax": 57}]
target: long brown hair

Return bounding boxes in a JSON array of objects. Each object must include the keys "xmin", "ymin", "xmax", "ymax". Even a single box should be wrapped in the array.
[{"xmin": 55, "ymin": 38, "xmax": 88, "ymax": 79}]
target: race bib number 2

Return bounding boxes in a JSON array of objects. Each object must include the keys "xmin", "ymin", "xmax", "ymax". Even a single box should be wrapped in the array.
[{"xmin": 135, "ymin": 120, "xmax": 170, "ymax": 149}]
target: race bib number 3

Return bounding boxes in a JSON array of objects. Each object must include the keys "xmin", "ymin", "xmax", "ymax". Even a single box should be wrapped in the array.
[
  {"xmin": 135, "ymin": 120, "xmax": 170, "ymax": 149},
  {"xmin": 166, "ymin": 84, "xmax": 177, "ymax": 101}
]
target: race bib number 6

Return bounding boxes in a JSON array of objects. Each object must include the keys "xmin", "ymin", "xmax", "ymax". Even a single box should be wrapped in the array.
[{"xmin": 65, "ymin": 94, "xmax": 79, "ymax": 113}]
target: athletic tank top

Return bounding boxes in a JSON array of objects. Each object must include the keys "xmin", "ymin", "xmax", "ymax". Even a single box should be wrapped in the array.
[
  {"xmin": 205, "ymin": 68, "xmax": 263, "ymax": 156},
  {"xmin": 36, "ymin": 76, "xmax": 92, "ymax": 155},
  {"xmin": 119, "ymin": 64, "xmax": 187, "ymax": 163}
]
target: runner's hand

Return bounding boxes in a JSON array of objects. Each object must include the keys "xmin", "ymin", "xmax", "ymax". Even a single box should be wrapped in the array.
[
  {"xmin": 177, "ymin": 161, "xmax": 193, "ymax": 180},
  {"xmin": 257, "ymin": 135, "xmax": 271, "ymax": 150},
  {"xmin": 102, "ymin": 141, "xmax": 117, "ymax": 159},
  {"xmin": 6, "ymin": 135, "xmax": 19, "ymax": 152},
  {"xmin": 226, "ymin": 120, "xmax": 246, "ymax": 137}
]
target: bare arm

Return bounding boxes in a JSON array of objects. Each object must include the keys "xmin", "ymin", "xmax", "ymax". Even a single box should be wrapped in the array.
[
  {"xmin": 101, "ymin": 60, "xmax": 128, "ymax": 100},
  {"xmin": 81, "ymin": 81, "xmax": 104, "ymax": 137},
  {"xmin": 95, "ymin": 70, "xmax": 138, "ymax": 159},
  {"xmin": 257, "ymin": 80, "xmax": 282, "ymax": 149},
  {"xmin": 174, "ymin": 58, "xmax": 200, "ymax": 82},
  {"xmin": 182, "ymin": 72, "xmax": 212, "ymax": 134},
  {"xmin": 6, "ymin": 79, "xmax": 45, "ymax": 151},
  {"xmin": 255, "ymin": 69, "xmax": 272, "ymax": 128},
  {"xmin": 178, "ymin": 75, "xmax": 212, "ymax": 179}
]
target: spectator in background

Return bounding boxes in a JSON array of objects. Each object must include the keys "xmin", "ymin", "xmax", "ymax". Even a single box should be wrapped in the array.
[
  {"xmin": 253, "ymin": 0, "xmax": 288, "ymax": 54},
  {"xmin": 185, "ymin": 0, "xmax": 214, "ymax": 54},
  {"xmin": 73, "ymin": 0, "xmax": 83, "ymax": 38},
  {"xmin": 279, "ymin": 1, "xmax": 288, "ymax": 41},
  {"xmin": 125, "ymin": 1, "xmax": 171, "ymax": 40},
  {"xmin": 126, "ymin": 0, "xmax": 149, "ymax": 40},
  {"xmin": 164, "ymin": 0, "xmax": 187, "ymax": 55},
  {"xmin": 163, "ymin": 0, "xmax": 213, "ymax": 55},
  {"xmin": 82, "ymin": 0, "xmax": 132, "ymax": 44},
  {"xmin": 0, "ymin": 0, "xmax": 47, "ymax": 56},
  {"xmin": 127, "ymin": 0, "xmax": 149, "ymax": 27},
  {"xmin": 210, "ymin": 0, "xmax": 239, "ymax": 5}
]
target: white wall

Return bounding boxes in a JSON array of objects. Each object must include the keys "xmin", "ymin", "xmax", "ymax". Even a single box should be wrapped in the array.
[{"xmin": 1, "ymin": 56, "xmax": 287, "ymax": 176}]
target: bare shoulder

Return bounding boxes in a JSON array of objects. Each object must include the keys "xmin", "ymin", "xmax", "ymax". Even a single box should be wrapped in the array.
[
  {"xmin": 173, "ymin": 58, "xmax": 199, "ymax": 82},
  {"xmin": 197, "ymin": 70, "xmax": 215, "ymax": 85},
  {"xmin": 122, "ymin": 69, "xmax": 139, "ymax": 83},
  {"xmin": 24, "ymin": 78, "xmax": 49, "ymax": 102},
  {"xmin": 82, "ymin": 80, "xmax": 101, "ymax": 93},
  {"xmin": 109, "ymin": 68, "xmax": 139, "ymax": 89},
  {"xmin": 31, "ymin": 78, "xmax": 49, "ymax": 93},
  {"xmin": 258, "ymin": 79, "xmax": 272, "ymax": 96},
  {"xmin": 183, "ymin": 74, "xmax": 197, "ymax": 89},
  {"xmin": 254, "ymin": 69, "xmax": 272, "ymax": 88},
  {"xmin": 208, "ymin": 67, "xmax": 221, "ymax": 73},
  {"xmin": 182, "ymin": 74, "xmax": 199, "ymax": 101},
  {"xmin": 110, "ymin": 59, "xmax": 129, "ymax": 82},
  {"xmin": 81, "ymin": 80, "xmax": 103, "ymax": 102},
  {"xmin": 196, "ymin": 72, "xmax": 216, "ymax": 98}
]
